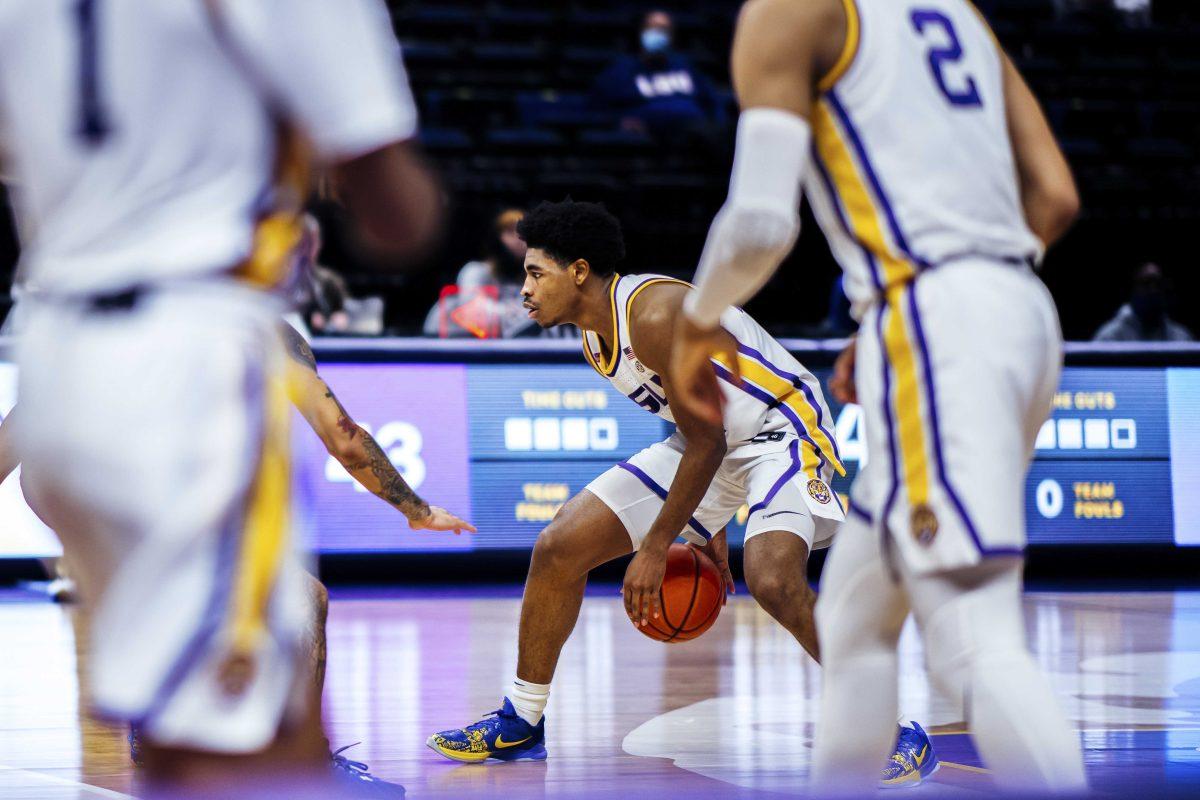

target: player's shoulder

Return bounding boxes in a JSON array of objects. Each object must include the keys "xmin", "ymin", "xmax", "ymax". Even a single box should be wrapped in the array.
[
  {"xmin": 279, "ymin": 320, "xmax": 318, "ymax": 372},
  {"xmin": 736, "ymin": 0, "xmax": 844, "ymax": 37},
  {"xmin": 625, "ymin": 275, "xmax": 688, "ymax": 328}
]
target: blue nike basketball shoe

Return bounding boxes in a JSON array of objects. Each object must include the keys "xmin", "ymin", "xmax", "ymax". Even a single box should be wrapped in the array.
[
  {"xmin": 426, "ymin": 698, "xmax": 547, "ymax": 763},
  {"xmin": 880, "ymin": 721, "xmax": 939, "ymax": 788}
]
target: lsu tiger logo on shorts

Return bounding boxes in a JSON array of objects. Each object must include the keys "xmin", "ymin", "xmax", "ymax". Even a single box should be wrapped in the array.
[
  {"xmin": 911, "ymin": 504, "xmax": 939, "ymax": 546},
  {"xmin": 807, "ymin": 479, "xmax": 832, "ymax": 505}
]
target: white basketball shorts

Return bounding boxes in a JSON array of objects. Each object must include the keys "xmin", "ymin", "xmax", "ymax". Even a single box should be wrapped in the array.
[
  {"xmin": 14, "ymin": 281, "xmax": 310, "ymax": 754},
  {"xmin": 847, "ymin": 260, "xmax": 1061, "ymax": 576},
  {"xmin": 588, "ymin": 429, "xmax": 845, "ymax": 551}
]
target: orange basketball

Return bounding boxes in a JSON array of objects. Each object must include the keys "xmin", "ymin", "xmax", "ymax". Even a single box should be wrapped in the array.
[{"xmin": 639, "ymin": 543, "xmax": 725, "ymax": 643}]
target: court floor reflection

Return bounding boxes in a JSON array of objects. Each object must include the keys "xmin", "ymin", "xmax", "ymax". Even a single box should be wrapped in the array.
[{"xmin": 1, "ymin": 586, "xmax": 1199, "ymax": 797}]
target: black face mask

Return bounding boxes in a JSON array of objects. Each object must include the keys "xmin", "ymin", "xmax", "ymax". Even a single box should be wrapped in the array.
[{"xmin": 1131, "ymin": 290, "xmax": 1166, "ymax": 327}]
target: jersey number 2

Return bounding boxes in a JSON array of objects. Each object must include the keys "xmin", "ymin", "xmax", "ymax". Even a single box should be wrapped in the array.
[
  {"xmin": 910, "ymin": 9, "xmax": 983, "ymax": 108},
  {"xmin": 74, "ymin": 0, "xmax": 111, "ymax": 146}
]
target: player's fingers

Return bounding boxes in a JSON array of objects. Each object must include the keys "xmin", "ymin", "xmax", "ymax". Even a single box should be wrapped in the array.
[
  {"xmin": 639, "ymin": 587, "xmax": 654, "ymax": 626},
  {"xmin": 624, "ymin": 585, "xmax": 643, "ymax": 623},
  {"xmin": 648, "ymin": 587, "xmax": 662, "ymax": 620},
  {"xmin": 623, "ymin": 584, "xmax": 636, "ymax": 622}
]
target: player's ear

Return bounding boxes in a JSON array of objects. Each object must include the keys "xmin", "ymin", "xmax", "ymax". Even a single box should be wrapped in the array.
[{"xmin": 571, "ymin": 258, "xmax": 590, "ymax": 286}]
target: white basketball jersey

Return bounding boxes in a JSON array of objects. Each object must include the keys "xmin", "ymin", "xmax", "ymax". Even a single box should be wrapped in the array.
[
  {"xmin": 583, "ymin": 274, "xmax": 844, "ymax": 477},
  {"xmin": 0, "ymin": 0, "xmax": 417, "ymax": 294},
  {"xmin": 804, "ymin": 0, "xmax": 1041, "ymax": 313}
]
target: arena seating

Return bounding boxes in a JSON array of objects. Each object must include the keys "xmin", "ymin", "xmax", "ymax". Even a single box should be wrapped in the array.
[{"xmin": 341, "ymin": 1, "xmax": 1197, "ymax": 336}]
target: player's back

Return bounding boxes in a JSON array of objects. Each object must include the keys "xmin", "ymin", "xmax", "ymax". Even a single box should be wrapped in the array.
[
  {"xmin": 805, "ymin": 0, "xmax": 1040, "ymax": 311},
  {"xmin": 0, "ymin": 0, "xmax": 415, "ymax": 295},
  {"xmin": 0, "ymin": 1, "xmax": 275, "ymax": 292}
]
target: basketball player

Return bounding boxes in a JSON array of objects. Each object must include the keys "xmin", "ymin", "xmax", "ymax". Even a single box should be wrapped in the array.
[
  {"xmin": 0, "ymin": 322, "xmax": 473, "ymax": 791},
  {"xmin": 667, "ymin": 0, "xmax": 1086, "ymax": 792},
  {"xmin": 0, "ymin": 0, "xmax": 441, "ymax": 794},
  {"xmin": 427, "ymin": 199, "xmax": 935, "ymax": 785}
]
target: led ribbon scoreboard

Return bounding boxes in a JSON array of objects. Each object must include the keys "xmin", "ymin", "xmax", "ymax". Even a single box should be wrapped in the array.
[{"xmin": 1, "ymin": 342, "xmax": 1198, "ymax": 556}]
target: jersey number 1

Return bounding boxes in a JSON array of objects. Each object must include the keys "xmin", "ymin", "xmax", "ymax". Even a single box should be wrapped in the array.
[
  {"xmin": 74, "ymin": 0, "xmax": 111, "ymax": 146},
  {"xmin": 910, "ymin": 9, "xmax": 983, "ymax": 108}
]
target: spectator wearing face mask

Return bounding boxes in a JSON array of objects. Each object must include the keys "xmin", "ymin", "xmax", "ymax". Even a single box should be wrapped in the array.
[
  {"xmin": 591, "ymin": 10, "xmax": 726, "ymax": 141},
  {"xmin": 1093, "ymin": 262, "xmax": 1194, "ymax": 342},
  {"xmin": 424, "ymin": 208, "xmax": 578, "ymax": 339}
]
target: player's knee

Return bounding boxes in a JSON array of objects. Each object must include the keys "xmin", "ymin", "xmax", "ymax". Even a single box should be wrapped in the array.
[
  {"xmin": 530, "ymin": 522, "xmax": 585, "ymax": 579},
  {"xmin": 745, "ymin": 565, "xmax": 806, "ymax": 613}
]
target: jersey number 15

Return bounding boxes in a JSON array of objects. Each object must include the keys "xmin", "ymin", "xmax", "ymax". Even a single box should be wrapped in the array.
[{"xmin": 909, "ymin": 9, "xmax": 983, "ymax": 108}]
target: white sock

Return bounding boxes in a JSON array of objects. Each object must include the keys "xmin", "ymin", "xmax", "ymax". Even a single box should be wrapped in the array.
[{"xmin": 510, "ymin": 678, "xmax": 550, "ymax": 727}]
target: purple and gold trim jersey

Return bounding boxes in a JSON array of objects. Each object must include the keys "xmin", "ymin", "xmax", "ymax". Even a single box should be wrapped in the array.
[
  {"xmin": 804, "ymin": 0, "xmax": 1042, "ymax": 317},
  {"xmin": 582, "ymin": 274, "xmax": 845, "ymax": 477}
]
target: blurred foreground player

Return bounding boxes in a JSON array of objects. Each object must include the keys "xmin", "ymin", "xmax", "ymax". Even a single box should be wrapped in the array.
[
  {"xmin": 0, "ymin": 0, "xmax": 440, "ymax": 795},
  {"xmin": 0, "ymin": 324, "xmax": 473, "ymax": 793},
  {"xmin": 427, "ymin": 200, "xmax": 935, "ymax": 785},
  {"xmin": 669, "ymin": 0, "xmax": 1086, "ymax": 793}
]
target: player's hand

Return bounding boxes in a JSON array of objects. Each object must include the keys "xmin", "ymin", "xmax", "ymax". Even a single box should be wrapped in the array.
[
  {"xmin": 829, "ymin": 336, "xmax": 858, "ymax": 405},
  {"xmin": 694, "ymin": 528, "xmax": 734, "ymax": 605},
  {"xmin": 622, "ymin": 546, "xmax": 668, "ymax": 628},
  {"xmin": 669, "ymin": 313, "xmax": 738, "ymax": 427},
  {"xmin": 408, "ymin": 506, "xmax": 477, "ymax": 535}
]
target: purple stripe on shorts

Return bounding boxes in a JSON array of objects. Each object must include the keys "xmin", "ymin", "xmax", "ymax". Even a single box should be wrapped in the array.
[
  {"xmin": 747, "ymin": 438, "xmax": 802, "ymax": 516},
  {"xmin": 847, "ymin": 498, "xmax": 874, "ymax": 524},
  {"xmin": 903, "ymin": 284, "xmax": 1023, "ymax": 558},
  {"xmin": 130, "ymin": 357, "xmax": 267, "ymax": 729},
  {"xmin": 616, "ymin": 462, "xmax": 713, "ymax": 541},
  {"xmin": 876, "ymin": 305, "xmax": 902, "ymax": 567}
]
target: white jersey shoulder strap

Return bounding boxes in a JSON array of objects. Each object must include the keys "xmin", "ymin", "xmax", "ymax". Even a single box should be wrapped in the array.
[{"xmin": 581, "ymin": 273, "xmax": 690, "ymax": 377}]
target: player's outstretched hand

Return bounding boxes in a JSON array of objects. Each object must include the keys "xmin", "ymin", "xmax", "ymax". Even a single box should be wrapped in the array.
[
  {"xmin": 623, "ymin": 547, "xmax": 667, "ymax": 628},
  {"xmin": 669, "ymin": 313, "xmax": 738, "ymax": 427},
  {"xmin": 829, "ymin": 336, "xmax": 858, "ymax": 405},
  {"xmin": 409, "ymin": 506, "xmax": 477, "ymax": 535},
  {"xmin": 694, "ymin": 528, "xmax": 734, "ymax": 605}
]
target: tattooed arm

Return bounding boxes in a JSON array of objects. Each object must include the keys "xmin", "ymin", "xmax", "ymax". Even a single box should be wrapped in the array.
[{"xmin": 280, "ymin": 323, "xmax": 474, "ymax": 533}]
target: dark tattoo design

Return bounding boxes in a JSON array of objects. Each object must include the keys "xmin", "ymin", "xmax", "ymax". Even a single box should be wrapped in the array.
[
  {"xmin": 324, "ymin": 389, "xmax": 359, "ymax": 440},
  {"xmin": 354, "ymin": 430, "xmax": 430, "ymax": 520},
  {"xmin": 280, "ymin": 322, "xmax": 318, "ymax": 372}
]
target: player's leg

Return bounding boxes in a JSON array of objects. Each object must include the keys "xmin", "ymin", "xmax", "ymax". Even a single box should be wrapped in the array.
[
  {"xmin": 743, "ymin": 531, "xmax": 819, "ymax": 661},
  {"xmin": 810, "ymin": 510, "xmax": 911, "ymax": 793},
  {"xmin": 304, "ymin": 574, "xmax": 330, "ymax": 700},
  {"xmin": 738, "ymin": 440, "xmax": 845, "ymax": 661},
  {"xmin": 516, "ymin": 490, "xmax": 635, "ymax": 684},
  {"xmin": 899, "ymin": 264, "xmax": 1083, "ymax": 791},
  {"xmin": 427, "ymin": 486, "xmax": 634, "ymax": 763},
  {"xmin": 906, "ymin": 557, "xmax": 1085, "ymax": 791}
]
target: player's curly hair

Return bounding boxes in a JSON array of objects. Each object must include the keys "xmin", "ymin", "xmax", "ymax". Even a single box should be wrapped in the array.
[{"xmin": 516, "ymin": 199, "xmax": 626, "ymax": 277}]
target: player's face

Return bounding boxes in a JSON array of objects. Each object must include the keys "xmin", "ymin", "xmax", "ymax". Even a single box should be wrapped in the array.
[{"xmin": 521, "ymin": 248, "xmax": 575, "ymax": 328}]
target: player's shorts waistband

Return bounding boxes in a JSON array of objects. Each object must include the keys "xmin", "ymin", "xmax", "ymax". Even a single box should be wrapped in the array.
[
  {"xmin": 21, "ymin": 276, "xmax": 285, "ymax": 316},
  {"xmin": 933, "ymin": 252, "xmax": 1039, "ymax": 270}
]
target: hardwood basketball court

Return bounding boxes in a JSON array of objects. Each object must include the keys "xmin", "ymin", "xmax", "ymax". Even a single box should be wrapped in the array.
[{"xmin": 2, "ymin": 584, "xmax": 1198, "ymax": 797}]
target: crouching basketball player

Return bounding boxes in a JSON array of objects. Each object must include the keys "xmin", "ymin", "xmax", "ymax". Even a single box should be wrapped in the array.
[{"xmin": 426, "ymin": 200, "xmax": 935, "ymax": 784}]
